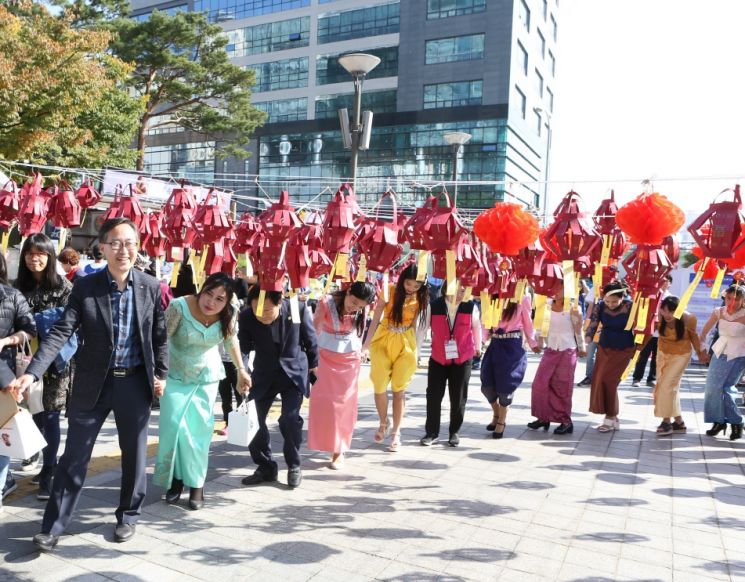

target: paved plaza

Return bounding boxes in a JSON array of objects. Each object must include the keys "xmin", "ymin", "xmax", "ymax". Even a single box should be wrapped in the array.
[{"xmin": 1, "ymin": 355, "xmax": 745, "ymax": 581}]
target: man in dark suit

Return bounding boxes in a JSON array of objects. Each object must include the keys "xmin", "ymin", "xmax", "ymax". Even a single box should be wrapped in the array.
[
  {"xmin": 238, "ymin": 285, "xmax": 318, "ymax": 489},
  {"xmin": 13, "ymin": 218, "xmax": 168, "ymax": 551}
]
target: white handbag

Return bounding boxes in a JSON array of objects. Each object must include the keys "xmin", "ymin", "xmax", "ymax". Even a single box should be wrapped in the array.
[
  {"xmin": 15, "ymin": 337, "xmax": 44, "ymax": 415},
  {"xmin": 0, "ymin": 408, "xmax": 47, "ymax": 459},
  {"xmin": 227, "ymin": 399, "xmax": 259, "ymax": 447}
]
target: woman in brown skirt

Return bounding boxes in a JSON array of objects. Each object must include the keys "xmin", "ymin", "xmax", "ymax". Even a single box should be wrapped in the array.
[{"xmin": 585, "ymin": 281, "xmax": 635, "ymax": 432}]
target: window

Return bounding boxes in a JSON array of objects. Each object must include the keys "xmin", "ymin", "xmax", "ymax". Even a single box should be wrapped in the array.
[
  {"xmin": 255, "ymin": 98, "xmax": 308, "ymax": 122},
  {"xmin": 548, "ymin": 50, "xmax": 556, "ymax": 76},
  {"xmin": 144, "ymin": 142, "xmax": 215, "ymax": 181},
  {"xmin": 145, "ymin": 114, "xmax": 186, "ymax": 136},
  {"xmin": 515, "ymin": 41, "xmax": 528, "ymax": 76},
  {"xmin": 227, "ymin": 17, "xmax": 310, "ymax": 58},
  {"xmin": 315, "ymin": 90, "xmax": 397, "ymax": 119},
  {"xmin": 131, "ymin": 4, "xmax": 187, "ymax": 21},
  {"xmin": 423, "ymin": 80, "xmax": 482, "ymax": 109},
  {"xmin": 518, "ymin": 0, "xmax": 530, "ymax": 32},
  {"xmin": 534, "ymin": 69, "xmax": 544, "ymax": 97},
  {"xmin": 536, "ymin": 29, "xmax": 545, "ymax": 58},
  {"xmin": 550, "ymin": 14, "xmax": 558, "ymax": 41},
  {"xmin": 193, "ymin": 0, "xmax": 311, "ymax": 22},
  {"xmin": 316, "ymin": 46, "xmax": 398, "ymax": 85},
  {"xmin": 547, "ymin": 87, "xmax": 554, "ymax": 112},
  {"xmin": 250, "ymin": 57, "xmax": 309, "ymax": 92},
  {"xmin": 317, "ymin": 3, "xmax": 400, "ymax": 44},
  {"xmin": 426, "ymin": 0, "xmax": 486, "ymax": 19},
  {"xmin": 515, "ymin": 85, "xmax": 526, "ymax": 119},
  {"xmin": 425, "ymin": 34, "xmax": 485, "ymax": 64}
]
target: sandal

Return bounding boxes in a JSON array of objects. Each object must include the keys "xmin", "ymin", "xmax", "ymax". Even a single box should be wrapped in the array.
[
  {"xmin": 387, "ymin": 432, "xmax": 401, "ymax": 452},
  {"xmin": 492, "ymin": 422, "xmax": 506, "ymax": 439},
  {"xmin": 597, "ymin": 418, "xmax": 616, "ymax": 433},
  {"xmin": 486, "ymin": 415, "xmax": 500, "ymax": 431},
  {"xmin": 374, "ymin": 419, "xmax": 391, "ymax": 443},
  {"xmin": 671, "ymin": 421, "xmax": 687, "ymax": 433},
  {"xmin": 656, "ymin": 421, "xmax": 673, "ymax": 436}
]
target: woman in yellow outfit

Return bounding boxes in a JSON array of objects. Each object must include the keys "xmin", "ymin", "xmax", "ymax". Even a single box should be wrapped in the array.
[{"xmin": 362, "ymin": 264, "xmax": 428, "ymax": 452}]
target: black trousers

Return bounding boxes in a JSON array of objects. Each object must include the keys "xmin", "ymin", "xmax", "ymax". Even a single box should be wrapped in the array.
[
  {"xmin": 42, "ymin": 368, "xmax": 151, "ymax": 536},
  {"xmin": 633, "ymin": 337, "xmax": 658, "ymax": 382},
  {"xmin": 249, "ymin": 369, "xmax": 304, "ymax": 474},
  {"xmin": 425, "ymin": 358, "xmax": 471, "ymax": 437},
  {"xmin": 218, "ymin": 360, "xmax": 243, "ymax": 423}
]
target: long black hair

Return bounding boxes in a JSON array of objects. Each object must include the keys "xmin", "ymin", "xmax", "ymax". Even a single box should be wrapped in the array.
[
  {"xmin": 197, "ymin": 273, "xmax": 236, "ymax": 340},
  {"xmin": 333, "ymin": 281, "xmax": 376, "ymax": 336},
  {"xmin": 390, "ymin": 264, "xmax": 428, "ymax": 327},
  {"xmin": 659, "ymin": 295, "xmax": 685, "ymax": 341},
  {"xmin": 16, "ymin": 233, "xmax": 64, "ymax": 293}
]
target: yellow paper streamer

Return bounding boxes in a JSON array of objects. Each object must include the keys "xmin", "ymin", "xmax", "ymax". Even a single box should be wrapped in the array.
[
  {"xmin": 533, "ymin": 294, "xmax": 548, "ymax": 335},
  {"xmin": 445, "ymin": 249, "xmax": 457, "ymax": 297},
  {"xmin": 600, "ymin": 234, "xmax": 612, "ymax": 267},
  {"xmin": 635, "ymin": 333, "xmax": 646, "ymax": 345},
  {"xmin": 1, "ymin": 231, "xmax": 10, "ymax": 255},
  {"xmin": 324, "ymin": 254, "xmax": 338, "ymax": 293},
  {"xmin": 416, "ymin": 251, "xmax": 429, "ymax": 281},
  {"xmin": 480, "ymin": 291, "xmax": 492, "ymax": 327},
  {"xmin": 170, "ymin": 261, "xmax": 181, "ymax": 288},
  {"xmin": 562, "ymin": 260, "xmax": 576, "ymax": 312},
  {"xmin": 288, "ymin": 290, "xmax": 300, "ymax": 323},
  {"xmin": 675, "ymin": 258, "xmax": 708, "ymax": 318},
  {"xmin": 57, "ymin": 228, "xmax": 67, "ymax": 254},
  {"xmin": 356, "ymin": 254, "xmax": 367, "ymax": 282},
  {"xmin": 245, "ymin": 252, "xmax": 254, "ymax": 278},
  {"xmin": 492, "ymin": 298, "xmax": 504, "ymax": 328},
  {"xmin": 625, "ymin": 293, "xmax": 640, "ymax": 331},
  {"xmin": 383, "ymin": 272, "xmax": 390, "ymax": 302},
  {"xmin": 256, "ymin": 289, "xmax": 266, "ymax": 316},
  {"xmin": 335, "ymin": 252, "xmax": 349, "ymax": 280},
  {"xmin": 635, "ymin": 297, "xmax": 650, "ymax": 333},
  {"xmin": 593, "ymin": 263, "xmax": 603, "ymax": 298},
  {"xmin": 710, "ymin": 266, "xmax": 727, "ymax": 299},
  {"xmin": 463, "ymin": 287, "xmax": 472, "ymax": 302},
  {"xmin": 513, "ymin": 279, "xmax": 527, "ymax": 303},
  {"xmin": 621, "ymin": 351, "xmax": 640, "ymax": 381}
]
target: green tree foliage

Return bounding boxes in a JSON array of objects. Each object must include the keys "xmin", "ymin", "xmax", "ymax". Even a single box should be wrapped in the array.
[
  {"xmin": 0, "ymin": 1, "xmax": 143, "ymax": 168},
  {"xmin": 108, "ymin": 10, "xmax": 266, "ymax": 170}
]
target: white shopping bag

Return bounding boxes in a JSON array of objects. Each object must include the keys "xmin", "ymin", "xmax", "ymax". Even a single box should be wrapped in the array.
[
  {"xmin": 0, "ymin": 409, "xmax": 47, "ymax": 459},
  {"xmin": 227, "ymin": 399, "xmax": 259, "ymax": 447},
  {"xmin": 16, "ymin": 337, "xmax": 44, "ymax": 415}
]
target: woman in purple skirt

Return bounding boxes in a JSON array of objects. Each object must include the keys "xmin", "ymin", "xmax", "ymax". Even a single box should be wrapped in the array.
[{"xmin": 528, "ymin": 288, "xmax": 586, "ymax": 435}]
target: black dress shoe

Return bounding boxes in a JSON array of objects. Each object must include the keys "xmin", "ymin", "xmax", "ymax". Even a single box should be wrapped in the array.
[
  {"xmin": 33, "ymin": 533, "xmax": 59, "ymax": 552},
  {"xmin": 706, "ymin": 422, "xmax": 728, "ymax": 437},
  {"xmin": 492, "ymin": 422, "xmax": 506, "ymax": 439},
  {"xmin": 730, "ymin": 423, "xmax": 743, "ymax": 441},
  {"xmin": 287, "ymin": 468, "xmax": 302, "ymax": 489},
  {"xmin": 554, "ymin": 422, "xmax": 574, "ymax": 435},
  {"xmin": 165, "ymin": 478, "xmax": 183, "ymax": 504},
  {"xmin": 241, "ymin": 469, "xmax": 278, "ymax": 486},
  {"xmin": 448, "ymin": 433, "xmax": 460, "ymax": 447},
  {"xmin": 527, "ymin": 420, "xmax": 550, "ymax": 431},
  {"xmin": 188, "ymin": 487, "xmax": 204, "ymax": 510},
  {"xmin": 114, "ymin": 523, "xmax": 136, "ymax": 543}
]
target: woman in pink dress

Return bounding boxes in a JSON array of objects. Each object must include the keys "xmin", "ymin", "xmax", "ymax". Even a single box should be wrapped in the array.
[{"xmin": 308, "ymin": 282, "xmax": 377, "ymax": 469}]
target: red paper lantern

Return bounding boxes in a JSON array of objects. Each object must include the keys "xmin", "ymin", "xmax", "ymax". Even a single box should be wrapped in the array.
[
  {"xmin": 258, "ymin": 190, "xmax": 301, "ymax": 244},
  {"xmin": 163, "ymin": 186, "xmax": 198, "ymax": 262},
  {"xmin": 75, "ymin": 178, "xmax": 101, "ymax": 209},
  {"xmin": 529, "ymin": 259, "xmax": 564, "ymax": 298},
  {"xmin": 474, "ymin": 202, "xmax": 539, "ymax": 256},
  {"xmin": 355, "ymin": 192, "xmax": 402, "ymax": 273},
  {"xmin": 322, "ymin": 183, "xmax": 360, "ymax": 255},
  {"xmin": 254, "ymin": 235, "xmax": 286, "ymax": 292},
  {"xmin": 143, "ymin": 212, "xmax": 168, "ymax": 258},
  {"xmin": 221, "ymin": 228, "xmax": 238, "ymax": 278},
  {"xmin": 103, "ymin": 185, "xmax": 145, "ymax": 229},
  {"xmin": 513, "ymin": 242, "xmax": 546, "ymax": 279},
  {"xmin": 428, "ymin": 192, "xmax": 467, "ymax": 252},
  {"xmin": 489, "ymin": 255, "xmax": 518, "ymax": 299},
  {"xmin": 662, "ymin": 235, "xmax": 680, "ymax": 265},
  {"xmin": 621, "ymin": 245, "xmax": 673, "ymax": 297},
  {"xmin": 616, "ymin": 192, "xmax": 685, "ymax": 245},
  {"xmin": 0, "ymin": 180, "xmax": 20, "ymax": 229},
  {"xmin": 541, "ymin": 191, "xmax": 601, "ymax": 261},
  {"xmin": 687, "ymin": 185, "xmax": 744, "ymax": 259},
  {"xmin": 18, "ymin": 173, "xmax": 49, "ymax": 236},
  {"xmin": 48, "ymin": 182, "xmax": 82, "ymax": 228},
  {"xmin": 193, "ymin": 189, "xmax": 231, "ymax": 246},
  {"xmin": 432, "ymin": 232, "xmax": 483, "ymax": 285},
  {"xmin": 286, "ymin": 243, "xmax": 312, "ymax": 290},
  {"xmin": 234, "ymin": 212, "xmax": 262, "ymax": 254},
  {"xmin": 403, "ymin": 196, "xmax": 436, "ymax": 250},
  {"xmin": 594, "ymin": 190, "xmax": 620, "ymax": 235}
]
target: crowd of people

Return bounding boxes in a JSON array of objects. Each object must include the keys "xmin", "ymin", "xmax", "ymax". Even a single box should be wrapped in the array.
[{"xmin": 0, "ymin": 217, "xmax": 742, "ymax": 553}]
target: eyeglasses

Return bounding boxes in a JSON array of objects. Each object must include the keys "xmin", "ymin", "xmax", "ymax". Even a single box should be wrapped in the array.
[{"xmin": 103, "ymin": 240, "xmax": 138, "ymax": 252}]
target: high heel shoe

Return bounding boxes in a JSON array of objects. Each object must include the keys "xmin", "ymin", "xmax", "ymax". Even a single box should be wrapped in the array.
[
  {"xmin": 165, "ymin": 478, "xmax": 183, "ymax": 504},
  {"xmin": 527, "ymin": 420, "xmax": 550, "ymax": 431},
  {"xmin": 706, "ymin": 422, "xmax": 728, "ymax": 437},
  {"xmin": 188, "ymin": 487, "xmax": 204, "ymax": 511},
  {"xmin": 486, "ymin": 415, "xmax": 500, "ymax": 431},
  {"xmin": 730, "ymin": 423, "xmax": 743, "ymax": 441},
  {"xmin": 387, "ymin": 432, "xmax": 401, "ymax": 452},
  {"xmin": 554, "ymin": 422, "xmax": 574, "ymax": 435},
  {"xmin": 374, "ymin": 419, "xmax": 391, "ymax": 443},
  {"xmin": 492, "ymin": 422, "xmax": 506, "ymax": 439}
]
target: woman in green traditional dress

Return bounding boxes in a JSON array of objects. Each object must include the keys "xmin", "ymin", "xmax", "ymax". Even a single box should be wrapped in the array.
[{"xmin": 154, "ymin": 273, "xmax": 250, "ymax": 510}]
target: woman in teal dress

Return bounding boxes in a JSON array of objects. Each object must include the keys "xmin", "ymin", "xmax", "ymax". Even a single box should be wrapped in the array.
[{"xmin": 154, "ymin": 273, "xmax": 250, "ymax": 510}]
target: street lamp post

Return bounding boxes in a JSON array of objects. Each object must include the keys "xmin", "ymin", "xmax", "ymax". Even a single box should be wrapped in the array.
[
  {"xmin": 533, "ymin": 107, "xmax": 552, "ymax": 221},
  {"xmin": 338, "ymin": 53, "xmax": 381, "ymax": 189},
  {"xmin": 443, "ymin": 131, "xmax": 472, "ymax": 206}
]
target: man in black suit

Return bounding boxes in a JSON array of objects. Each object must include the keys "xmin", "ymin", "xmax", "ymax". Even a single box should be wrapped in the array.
[
  {"xmin": 13, "ymin": 218, "xmax": 168, "ymax": 551},
  {"xmin": 238, "ymin": 285, "xmax": 318, "ymax": 489}
]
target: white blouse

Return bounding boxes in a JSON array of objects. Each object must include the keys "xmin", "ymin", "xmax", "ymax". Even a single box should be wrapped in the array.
[
  {"xmin": 546, "ymin": 309, "xmax": 581, "ymax": 352},
  {"xmin": 712, "ymin": 307, "xmax": 745, "ymax": 359}
]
